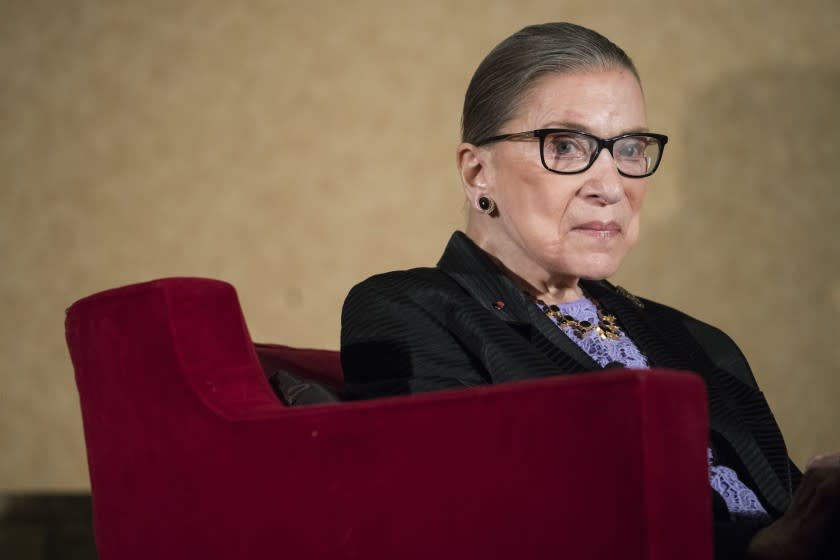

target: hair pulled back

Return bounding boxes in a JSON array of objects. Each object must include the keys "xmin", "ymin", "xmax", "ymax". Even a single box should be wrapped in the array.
[{"xmin": 461, "ymin": 22, "xmax": 639, "ymax": 144}]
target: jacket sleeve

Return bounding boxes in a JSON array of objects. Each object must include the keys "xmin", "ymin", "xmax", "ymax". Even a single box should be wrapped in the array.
[{"xmin": 340, "ymin": 271, "xmax": 490, "ymax": 400}]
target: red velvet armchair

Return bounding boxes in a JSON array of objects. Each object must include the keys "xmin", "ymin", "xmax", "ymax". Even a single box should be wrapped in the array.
[{"xmin": 65, "ymin": 277, "xmax": 712, "ymax": 559}]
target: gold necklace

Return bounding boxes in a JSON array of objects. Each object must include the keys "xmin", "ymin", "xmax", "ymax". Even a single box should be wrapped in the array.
[{"xmin": 536, "ymin": 297, "xmax": 623, "ymax": 341}]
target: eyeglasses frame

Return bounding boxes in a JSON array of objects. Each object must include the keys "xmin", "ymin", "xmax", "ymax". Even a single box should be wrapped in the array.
[{"xmin": 475, "ymin": 128, "xmax": 669, "ymax": 178}]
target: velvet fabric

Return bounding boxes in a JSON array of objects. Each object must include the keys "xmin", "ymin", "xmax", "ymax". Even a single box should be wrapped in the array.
[{"xmin": 65, "ymin": 277, "xmax": 712, "ymax": 559}]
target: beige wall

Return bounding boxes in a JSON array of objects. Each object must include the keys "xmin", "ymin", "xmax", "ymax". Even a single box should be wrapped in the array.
[{"xmin": 1, "ymin": 0, "xmax": 838, "ymax": 490}]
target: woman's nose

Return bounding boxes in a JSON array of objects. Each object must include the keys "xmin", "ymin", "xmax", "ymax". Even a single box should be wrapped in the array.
[{"xmin": 580, "ymin": 149, "xmax": 624, "ymax": 204}]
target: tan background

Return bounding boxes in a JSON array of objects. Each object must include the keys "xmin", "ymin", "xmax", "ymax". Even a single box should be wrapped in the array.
[{"xmin": 1, "ymin": 0, "xmax": 838, "ymax": 490}]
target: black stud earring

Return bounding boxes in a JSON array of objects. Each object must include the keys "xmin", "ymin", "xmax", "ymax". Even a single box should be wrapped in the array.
[{"xmin": 478, "ymin": 196, "xmax": 496, "ymax": 214}]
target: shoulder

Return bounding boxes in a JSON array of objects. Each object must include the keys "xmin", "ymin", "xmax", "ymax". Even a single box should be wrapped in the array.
[
  {"xmin": 340, "ymin": 267, "xmax": 490, "ymax": 395},
  {"xmin": 341, "ymin": 267, "xmax": 473, "ymax": 342},
  {"xmin": 637, "ymin": 295, "xmax": 759, "ymax": 388}
]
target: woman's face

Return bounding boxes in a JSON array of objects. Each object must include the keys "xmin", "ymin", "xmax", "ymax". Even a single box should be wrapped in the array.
[{"xmin": 472, "ymin": 68, "xmax": 649, "ymax": 284}]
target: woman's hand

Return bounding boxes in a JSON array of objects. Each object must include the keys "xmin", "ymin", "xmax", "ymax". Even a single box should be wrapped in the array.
[
  {"xmin": 805, "ymin": 453, "xmax": 840, "ymax": 470},
  {"xmin": 747, "ymin": 453, "xmax": 840, "ymax": 560}
]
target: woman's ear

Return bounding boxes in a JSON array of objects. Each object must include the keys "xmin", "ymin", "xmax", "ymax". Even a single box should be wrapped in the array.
[{"xmin": 456, "ymin": 142, "xmax": 492, "ymax": 205}]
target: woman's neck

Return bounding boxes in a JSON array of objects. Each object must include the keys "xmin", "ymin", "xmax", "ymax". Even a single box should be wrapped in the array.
[{"xmin": 465, "ymin": 224, "xmax": 586, "ymax": 305}]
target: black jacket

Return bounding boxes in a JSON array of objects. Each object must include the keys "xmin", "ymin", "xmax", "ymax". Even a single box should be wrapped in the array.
[{"xmin": 341, "ymin": 231, "xmax": 799, "ymax": 553}]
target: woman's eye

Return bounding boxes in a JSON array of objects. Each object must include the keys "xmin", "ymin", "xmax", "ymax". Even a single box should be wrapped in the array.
[
  {"xmin": 617, "ymin": 139, "xmax": 646, "ymax": 158},
  {"xmin": 548, "ymin": 136, "xmax": 585, "ymax": 157},
  {"xmin": 555, "ymin": 141, "xmax": 574, "ymax": 154}
]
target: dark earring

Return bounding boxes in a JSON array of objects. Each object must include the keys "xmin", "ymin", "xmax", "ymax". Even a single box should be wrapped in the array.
[{"xmin": 478, "ymin": 196, "xmax": 496, "ymax": 215}]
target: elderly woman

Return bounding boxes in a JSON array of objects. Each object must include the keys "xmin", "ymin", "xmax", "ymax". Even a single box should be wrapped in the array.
[{"xmin": 340, "ymin": 23, "xmax": 839, "ymax": 559}]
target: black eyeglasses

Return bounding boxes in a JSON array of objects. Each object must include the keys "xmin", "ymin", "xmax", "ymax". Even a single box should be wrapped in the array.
[{"xmin": 475, "ymin": 128, "xmax": 669, "ymax": 178}]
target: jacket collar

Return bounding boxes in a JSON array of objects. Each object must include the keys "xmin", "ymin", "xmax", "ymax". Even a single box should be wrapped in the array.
[
  {"xmin": 436, "ymin": 231, "xmax": 527, "ymax": 323},
  {"xmin": 437, "ymin": 231, "xmax": 600, "ymax": 373}
]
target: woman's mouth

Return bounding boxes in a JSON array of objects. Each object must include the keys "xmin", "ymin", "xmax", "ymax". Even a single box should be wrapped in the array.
[{"xmin": 572, "ymin": 221, "xmax": 622, "ymax": 238}]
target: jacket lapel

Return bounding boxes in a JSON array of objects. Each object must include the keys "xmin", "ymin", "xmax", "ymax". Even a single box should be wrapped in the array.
[
  {"xmin": 437, "ymin": 232, "xmax": 599, "ymax": 378},
  {"xmin": 525, "ymin": 300, "xmax": 601, "ymax": 372}
]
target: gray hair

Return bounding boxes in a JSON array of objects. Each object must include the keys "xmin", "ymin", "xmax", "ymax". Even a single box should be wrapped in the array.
[{"xmin": 461, "ymin": 22, "xmax": 640, "ymax": 144}]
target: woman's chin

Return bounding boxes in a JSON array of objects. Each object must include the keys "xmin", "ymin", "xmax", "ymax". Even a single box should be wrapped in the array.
[{"xmin": 571, "ymin": 255, "xmax": 625, "ymax": 281}]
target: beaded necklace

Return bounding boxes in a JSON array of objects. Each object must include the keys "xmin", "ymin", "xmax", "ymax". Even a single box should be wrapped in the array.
[{"xmin": 535, "ymin": 296, "xmax": 623, "ymax": 340}]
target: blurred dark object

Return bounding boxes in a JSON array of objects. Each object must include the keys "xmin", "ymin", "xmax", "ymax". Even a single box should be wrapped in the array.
[{"xmin": 0, "ymin": 493, "xmax": 96, "ymax": 560}]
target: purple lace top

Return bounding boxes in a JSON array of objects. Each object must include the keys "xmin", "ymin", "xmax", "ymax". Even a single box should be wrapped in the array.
[
  {"xmin": 536, "ymin": 298, "xmax": 648, "ymax": 368},
  {"xmin": 537, "ymin": 297, "xmax": 769, "ymax": 520}
]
